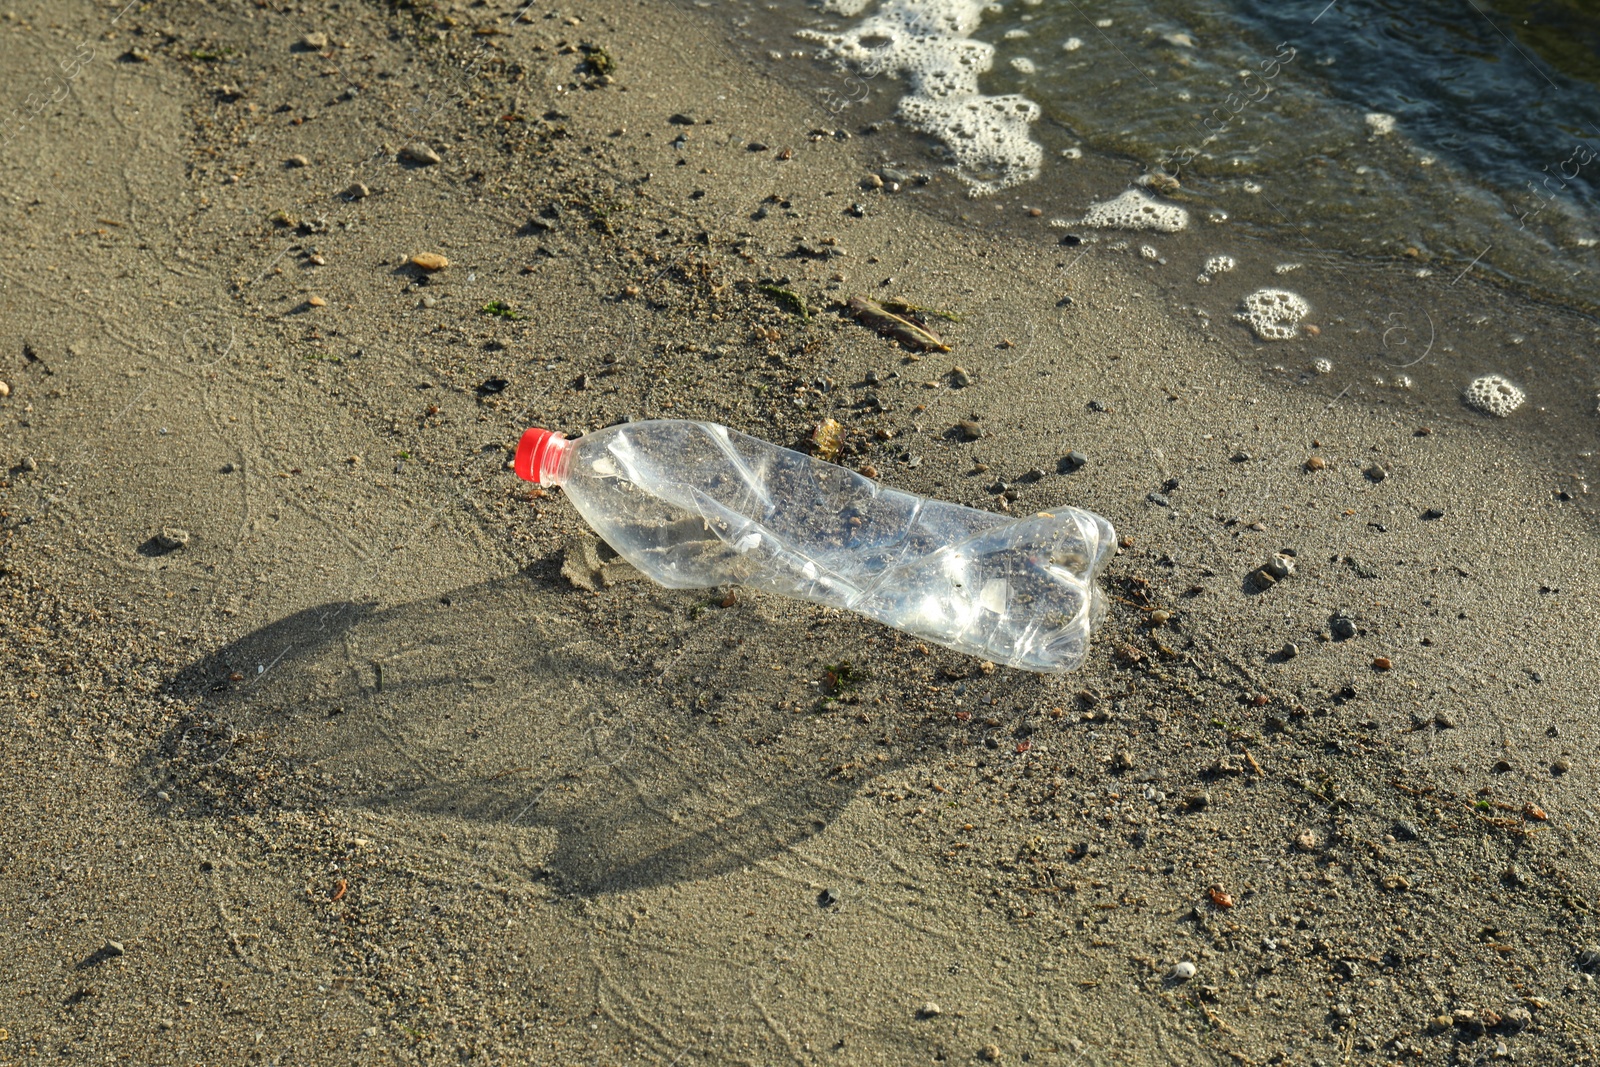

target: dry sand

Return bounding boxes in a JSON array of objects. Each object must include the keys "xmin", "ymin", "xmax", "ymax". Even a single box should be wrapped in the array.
[{"xmin": 2, "ymin": 0, "xmax": 1598, "ymax": 1064}]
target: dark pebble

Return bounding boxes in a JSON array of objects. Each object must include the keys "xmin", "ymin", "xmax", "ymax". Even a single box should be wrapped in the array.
[
  {"xmin": 1087, "ymin": 399, "xmax": 1109, "ymax": 412},
  {"xmin": 952, "ymin": 420, "xmax": 983, "ymax": 441},
  {"xmin": 1330, "ymin": 614, "xmax": 1357, "ymax": 640},
  {"xmin": 1147, "ymin": 491, "xmax": 1171, "ymax": 507},
  {"xmin": 1393, "ymin": 820, "xmax": 1422, "ymax": 841},
  {"xmin": 1064, "ymin": 450, "xmax": 1087, "ymax": 470},
  {"xmin": 1577, "ymin": 945, "xmax": 1600, "ymax": 972},
  {"xmin": 1421, "ymin": 507, "xmax": 1445, "ymax": 520},
  {"xmin": 1059, "ymin": 234, "xmax": 1083, "ymax": 246}
]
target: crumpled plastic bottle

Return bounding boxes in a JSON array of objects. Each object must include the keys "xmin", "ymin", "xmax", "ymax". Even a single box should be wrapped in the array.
[{"xmin": 515, "ymin": 420, "xmax": 1115, "ymax": 673}]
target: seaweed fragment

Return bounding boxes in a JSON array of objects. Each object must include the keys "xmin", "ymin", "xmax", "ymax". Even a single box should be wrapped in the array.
[{"xmin": 845, "ymin": 295, "xmax": 952, "ymax": 352}]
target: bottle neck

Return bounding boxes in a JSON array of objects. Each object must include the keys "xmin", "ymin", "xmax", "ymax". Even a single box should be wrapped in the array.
[
  {"xmin": 514, "ymin": 427, "xmax": 572, "ymax": 486},
  {"xmin": 541, "ymin": 436, "xmax": 572, "ymax": 486}
]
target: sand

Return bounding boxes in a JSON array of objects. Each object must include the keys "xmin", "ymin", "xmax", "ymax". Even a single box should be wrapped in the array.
[{"xmin": 2, "ymin": 0, "xmax": 1597, "ymax": 1064}]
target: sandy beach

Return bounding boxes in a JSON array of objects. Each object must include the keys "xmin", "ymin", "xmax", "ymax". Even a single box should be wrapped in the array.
[{"xmin": 2, "ymin": 0, "xmax": 1598, "ymax": 1063}]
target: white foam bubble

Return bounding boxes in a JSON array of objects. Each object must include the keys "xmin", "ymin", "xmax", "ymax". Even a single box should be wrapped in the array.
[
  {"xmin": 801, "ymin": 1, "xmax": 1043, "ymax": 196},
  {"xmin": 1365, "ymin": 112, "xmax": 1396, "ymax": 135},
  {"xmin": 1313, "ymin": 358, "xmax": 1333, "ymax": 374},
  {"xmin": 1062, "ymin": 36, "xmax": 1082, "ymax": 51},
  {"xmin": 1140, "ymin": 244, "xmax": 1159, "ymax": 260},
  {"xmin": 1236, "ymin": 288, "xmax": 1309, "ymax": 341},
  {"xmin": 1273, "ymin": 262, "xmax": 1302, "ymax": 274},
  {"xmin": 1203, "ymin": 254, "xmax": 1236, "ymax": 276},
  {"xmin": 1081, "ymin": 188, "xmax": 1189, "ymax": 233},
  {"xmin": 1011, "ymin": 56, "xmax": 1036, "ymax": 74},
  {"xmin": 1464, "ymin": 374, "xmax": 1525, "ymax": 417}
]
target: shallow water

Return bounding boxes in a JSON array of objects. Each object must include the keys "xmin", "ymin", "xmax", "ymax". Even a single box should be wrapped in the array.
[
  {"xmin": 729, "ymin": 0, "xmax": 1600, "ymax": 308},
  {"xmin": 712, "ymin": 0, "xmax": 1600, "ymax": 503}
]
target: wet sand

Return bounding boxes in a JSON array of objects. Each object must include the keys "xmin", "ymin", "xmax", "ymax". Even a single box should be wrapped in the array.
[{"xmin": 1, "ymin": 1, "xmax": 1597, "ymax": 1063}]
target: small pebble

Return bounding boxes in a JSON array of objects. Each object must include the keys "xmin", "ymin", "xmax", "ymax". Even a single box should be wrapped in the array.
[
  {"xmin": 103, "ymin": 939, "xmax": 125, "ymax": 956},
  {"xmin": 285, "ymin": 154, "xmax": 310, "ymax": 168},
  {"xmin": 1170, "ymin": 961, "xmax": 1197, "ymax": 981},
  {"xmin": 1393, "ymin": 820, "xmax": 1422, "ymax": 841},
  {"xmin": 1372, "ymin": 656, "xmax": 1392, "ymax": 671},
  {"xmin": 1421, "ymin": 506, "xmax": 1445, "ymax": 520},
  {"xmin": 862, "ymin": 173, "xmax": 884, "ymax": 189},
  {"xmin": 1579, "ymin": 945, "xmax": 1600, "ymax": 972},
  {"xmin": 1263, "ymin": 553, "xmax": 1295, "ymax": 580},
  {"xmin": 1491, "ymin": 759, "xmax": 1513, "ymax": 774},
  {"xmin": 420, "ymin": 295, "xmax": 438, "ymax": 308},
  {"xmin": 156, "ymin": 527, "xmax": 190, "ymax": 550},
  {"xmin": 952, "ymin": 420, "xmax": 983, "ymax": 441},
  {"xmin": 21, "ymin": 456, "xmax": 38, "ymax": 472},
  {"xmin": 949, "ymin": 366, "xmax": 973, "ymax": 388},
  {"xmin": 0, "ymin": 380, "xmax": 9, "ymax": 397},
  {"xmin": 1294, "ymin": 829, "xmax": 1318, "ymax": 851},
  {"xmin": 1304, "ymin": 455, "xmax": 1326, "ymax": 471},
  {"xmin": 979, "ymin": 1044, "xmax": 1000, "ymax": 1062},
  {"xmin": 409, "ymin": 252, "xmax": 449, "ymax": 272},
  {"xmin": 1147, "ymin": 491, "xmax": 1170, "ymax": 507},
  {"xmin": 1552, "ymin": 758, "xmax": 1571, "ymax": 775},
  {"xmin": 307, "ymin": 296, "xmax": 326, "ymax": 307},
  {"xmin": 399, "ymin": 142, "xmax": 442, "ymax": 166},
  {"xmin": 299, "ymin": 31, "xmax": 328, "ymax": 50},
  {"xmin": 342, "ymin": 182, "xmax": 370, "ymax": 200},
  {"xmin": 1365, "ymin": 463, "xmax": 1388, "ymax": 482},
  {"xmin": 917, "ymin": 1001, "xmax": 942, "ymax": 1018},
  {"xmin": 1065, "ymin": 450, "xmax": 1087, "ymax": 470},
  {"xmin": 1331, "ymin": 615, "xmax": 1357, "ymax": 640},
  {"xmin": 1230, "ymin": 450, "xmax": 1251, "ymax": 462},
  {"xmin": 817, "ymin": 887, "xmax": 839, "ymax": 907},
  {"xmin": 1280, "ymin": 641, "xmax": 1299, "ymax": 659}
]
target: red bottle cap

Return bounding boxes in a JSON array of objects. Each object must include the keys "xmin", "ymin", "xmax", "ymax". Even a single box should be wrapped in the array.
[{"xmin": 514, "ymin": 427, "xmax": 567, "ymax": 485}]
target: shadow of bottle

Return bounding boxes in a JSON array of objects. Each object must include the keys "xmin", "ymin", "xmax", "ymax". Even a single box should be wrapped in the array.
[{"xmin": 138, "ymin": 566, "xmax": 925, "ymax": 897}]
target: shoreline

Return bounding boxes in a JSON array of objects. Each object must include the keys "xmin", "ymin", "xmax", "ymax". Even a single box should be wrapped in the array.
[{"xmin": 1, "ymin": 0, "xmax": 1597, "ymax": 1064}]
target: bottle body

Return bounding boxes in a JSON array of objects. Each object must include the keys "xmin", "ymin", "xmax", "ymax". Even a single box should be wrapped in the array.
[{"xmin": 524, "ymin": 420, "xmax": 1114, "ymax": 673}]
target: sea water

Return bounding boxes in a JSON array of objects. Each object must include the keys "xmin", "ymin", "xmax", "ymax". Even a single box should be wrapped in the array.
[{"xmin": 713, "ymin": 0, "xmax": 1600, "ymax": 500}]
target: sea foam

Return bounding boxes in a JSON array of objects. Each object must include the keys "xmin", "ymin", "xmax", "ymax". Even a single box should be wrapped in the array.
[{"xmin": 803, "ymin": 0, "xmax": 1043, "ymax": 196}]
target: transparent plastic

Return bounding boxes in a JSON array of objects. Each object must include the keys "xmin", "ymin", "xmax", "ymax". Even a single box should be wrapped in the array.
[{"xmin": 519, "ymin": 420, "xmax": 1116, "ymax": 673}]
